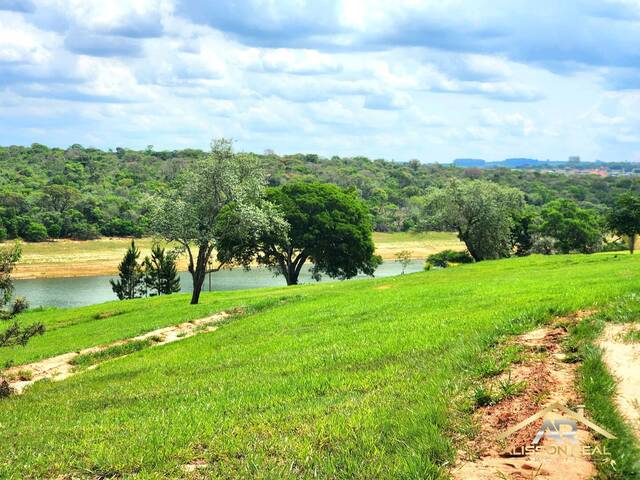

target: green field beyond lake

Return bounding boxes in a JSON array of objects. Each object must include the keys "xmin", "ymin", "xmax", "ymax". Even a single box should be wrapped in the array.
[{"xmin": 1, "ymin": 253, "xmax": 638, "ymax": 479}]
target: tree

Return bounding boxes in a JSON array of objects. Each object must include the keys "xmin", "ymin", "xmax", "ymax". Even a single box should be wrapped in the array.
[
  {"xmin": 252, "ymin": 182, "xmax": 382, "ymax": 286},
  {"xmin": 395, "ymin": 250, "xmax": 412, "ymax": 274},
  {"xmin": 22, "ymin": 221, "xmax": 48, "ymax": 242},
  {"xmin": 142, "ymin": 244, "xmax": 181, "ymax": 296},
  {"xmin": 608, "ymin": 193, "xmax": 640, "ymax": 254},
  {"xmin": 419, "ymin": 179, "xmax": 524, "ymax": 261},
  {"xmin": 1, "ymin": 243, "xmax": 43, "ymax": 395},
  {"xmin": 540, "ymin": 199, "xmax": 603, "ymax": 254},
  {"xmin": 149, "ymin": 139, "xmax": 287, "ymax": 304},
  {"xmin": 110, "ymin": 240, "xmax": 144, "ymax": 300},
  {"xmin": 511, "ymin": 206, "xmax": 540, "ymax": 256}
]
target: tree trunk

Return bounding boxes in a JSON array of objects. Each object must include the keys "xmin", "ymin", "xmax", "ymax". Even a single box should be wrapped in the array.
[
  {"xmin": 286, "ymin": 262, "xmax": 299, "ymax": 285},
  {"xmin": 630, "ymin": 234, "xmax": 636, "ymax": 255},
  {"xmin": 190, "ymin": 271, "xmax": 205, "ymax": 304},
  {"xmin": 279, "ymin": 250, "xmax": 307, "ymax": 286},
  {"xmin": 189, "ymin": 245, "xmax": 209, "ymax": 305},
  {"xmin": 459, "ymin": 232, "xmax": 480, "ymax": 262}
]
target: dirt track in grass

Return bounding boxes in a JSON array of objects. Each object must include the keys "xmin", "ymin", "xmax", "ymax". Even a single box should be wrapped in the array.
[
  {"xmin": 452, "ymin": 311, "xmax": 597, "ymax": 480},
  {"xmin": 600, "ymin": 323, "xmax": 640, "ymax": 441},
  {"xmin": 2, "ymin": 311, "xmax": 229, "ymax": 395}
]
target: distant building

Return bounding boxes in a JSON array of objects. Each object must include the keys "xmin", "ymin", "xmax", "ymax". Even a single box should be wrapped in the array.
[{"xmin": 569, "ymin": 156, "xmax": 581, "ymax": 163}]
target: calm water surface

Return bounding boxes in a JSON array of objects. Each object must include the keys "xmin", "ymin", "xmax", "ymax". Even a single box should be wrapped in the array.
[{"xmin": 14, "ymin": 260, "xmax": 424, "ymax": 308}]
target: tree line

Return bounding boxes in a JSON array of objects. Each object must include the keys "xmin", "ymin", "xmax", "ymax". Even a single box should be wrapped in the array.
[
  {"xmin": 416, "ymin": 179, "xmax": 639, "ymax": 261},
  {"xmin": 2, "ymin": 143, "xmax": 640, "ymax": 241},
  {"xmin": 112, "ymin": 139, "xmax": 381, "ymax": 304},
  {"xmin": 106, "ymin": 139, "xmax": 640, "ymax": 306}
]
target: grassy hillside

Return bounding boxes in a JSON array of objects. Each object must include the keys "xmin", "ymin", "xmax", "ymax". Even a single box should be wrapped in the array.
[{"xmin": 1, "ymin": 254, "xmax": 639, "ymax": 479}]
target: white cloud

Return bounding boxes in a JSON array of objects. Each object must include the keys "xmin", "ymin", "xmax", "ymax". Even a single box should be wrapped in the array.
[{"xmin": 0, "ymin": 0, "xmax": 639, "ymax": 163}]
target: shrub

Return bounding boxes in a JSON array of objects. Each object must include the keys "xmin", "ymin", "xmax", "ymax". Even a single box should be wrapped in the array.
[
  {"xmin": 10, "ymin": 297, "xmax": 29, "ymax": 316},
  {"xmin": 601, "ymin": 238, "xmax": 628, "ymax": 252},
  {"xmin": 530, "ymin": 236, "xmax": 557, "ymax": 255},
  {"xmin": 101, "ymin": 218, "xmax": 143, "ymax": 237},
  {"xmin": 68, "ymin": 222, "xmax": 99, "ymax": 240},
  {"xmin": 426, "ymin": 249, "xmax": 474, "ymax": 268},
  {"xmin": 21, "ymin": 222, "xmax": 48, "ymax": 242}
]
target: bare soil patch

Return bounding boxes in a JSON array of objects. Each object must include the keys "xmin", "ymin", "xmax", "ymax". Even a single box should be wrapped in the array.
[
  {"xmin": 599, "ymin": 323, "xmax": 640, "ymax": 440},
  {"xmin": 453, "ymin": 312, "xmax": 597, "ymax": 480},
  {"xmin": 2, "ymin": 311, "xmax": 228, "ymax": 395}
]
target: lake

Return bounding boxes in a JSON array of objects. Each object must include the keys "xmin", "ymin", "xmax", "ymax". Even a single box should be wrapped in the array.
[{"xmin": 14, "ymin": 260, "xmax": 425, "ymax": 308}]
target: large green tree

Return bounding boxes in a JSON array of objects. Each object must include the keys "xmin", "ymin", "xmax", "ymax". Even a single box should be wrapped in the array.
[
  {"xmin": 608, "ymin": 193, "xmax": 640, "ymax": 254},
  {"xmin": 251, "ymin": 182, "xmax": 381, "ymax": 286},
  {"xmin": 419, "ymin": 179, "xmax": 524, "ymax": 261},
  {"xmin": 540, "ymin": 199, "xmax": 603, "ymax": 254},
  {"xmin": 149, "ymin": 139, "xmax": 287, "ymax": 304}
]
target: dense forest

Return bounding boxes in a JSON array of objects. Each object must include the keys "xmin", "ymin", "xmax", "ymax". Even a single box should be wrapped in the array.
[{"xmin": 1, "ymin": 143, "xmax": 639, "ymax": 241}]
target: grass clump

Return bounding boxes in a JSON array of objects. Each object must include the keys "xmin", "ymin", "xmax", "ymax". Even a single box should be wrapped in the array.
[
  {"xmin": 622, "ymin": 328, "xmax": 640, "ymax": 343},
  {"xmin": 93, "ymin": 311, "xmax": 124, "ymax": 320},
  {"xmin": 425, "ymin": 249, "xmax": 474, "ymax": 269},
  {"xmin": 70, "ymin": 339, "xmax": 156, "ymax": 368},
  {"xmin": 472, "ymin": 372, "xmax": 527, "ymax": 408},
  {"xmin": 473, "ymin": 344, "xmax": 523, "ymax": 378},
  {"xmin": 4, "ymin": 369, "xmax": 33, "ymax": 381}
]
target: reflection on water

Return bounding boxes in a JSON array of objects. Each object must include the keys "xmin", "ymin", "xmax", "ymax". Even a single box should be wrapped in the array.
[{"xmin": 14, "ymin": 260, "xmax": 424, "ymax": 308}]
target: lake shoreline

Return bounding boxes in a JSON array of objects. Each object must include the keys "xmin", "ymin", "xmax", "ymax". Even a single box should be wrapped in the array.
[
  {"xmin": 14, "ymin": 260, "xmax": 428, "ymax": 308},
  {"xmin": 7, "ymin": 232, "xmax": 464, "ymax": 280}
]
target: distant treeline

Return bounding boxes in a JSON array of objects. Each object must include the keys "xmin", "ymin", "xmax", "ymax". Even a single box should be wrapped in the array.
[{"xmin": 1, "ymin": 143, "xmax": 639, "ymax": 241}]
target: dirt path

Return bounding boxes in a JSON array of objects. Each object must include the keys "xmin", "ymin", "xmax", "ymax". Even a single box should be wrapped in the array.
[
  {"xmin": 3, "ymin": 311, "xmax": 228, "ymax": 395},
  {"xmin": 600, "ymin": 323, "xmax": 640, "ymax": 440},
  {"xmin": 453, "ymin": 312, "xmax": 597, "ymax": 480}
]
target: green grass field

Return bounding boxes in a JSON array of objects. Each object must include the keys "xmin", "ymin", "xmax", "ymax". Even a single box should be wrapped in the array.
[{"xmin": 1, "ymin": 254, "xmax": 639, "ymax": 479}]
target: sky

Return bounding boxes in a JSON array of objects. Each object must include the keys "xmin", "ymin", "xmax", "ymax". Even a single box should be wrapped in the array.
[{"xmin": 1, "ymin": 0, "xmax": 640, "ymax": 162}]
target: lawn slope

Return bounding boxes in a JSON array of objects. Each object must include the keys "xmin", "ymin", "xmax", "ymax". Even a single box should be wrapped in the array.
[{"xmin": 1, "ymin": 254, "xmax": 639, "ymax": 479}]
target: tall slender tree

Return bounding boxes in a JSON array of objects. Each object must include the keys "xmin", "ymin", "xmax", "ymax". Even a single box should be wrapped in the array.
[
  {"xmin": 149, "ymin": 139, "xmax": 288, "ymax": 304},
  {"xmin": 110, "ymin": 240, "xmax": 144, "ymax": 300}
]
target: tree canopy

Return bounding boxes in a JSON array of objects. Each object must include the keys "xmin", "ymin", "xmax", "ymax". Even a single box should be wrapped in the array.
[
  {"xmin": 149, "ymin": 139, "xmax": 287, "ymax": 303},
  {"xmin": 253, "ymin": 182, "xmax": 381, "ymax": 285},
  {"xmin": 608, "ymin": 193, "xmax": 640, "ymax": 254},
  {"xmin": 540, "ymin": 199, "xmax": 603, "ymax": 254},
  {"xmin": 2, "ymin": 143, "xmax": 640, "ymax": 241},
  {"xmin": 418, "ymin": 179, "xmax": 524, "ymax": 261}
]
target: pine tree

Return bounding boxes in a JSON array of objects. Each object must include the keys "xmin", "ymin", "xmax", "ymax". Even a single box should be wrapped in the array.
[
  {"xmin": 143, "ymin": 244, "xmax": 181, "ymax": 296},
  {"xmin": 110, "ymin": 240, "xmax": 144, "ymax": 300}
]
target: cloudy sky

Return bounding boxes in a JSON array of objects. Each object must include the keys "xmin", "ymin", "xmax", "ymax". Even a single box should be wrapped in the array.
[{"xmin": 1, "ymin": 0, "xmax": 640, "ymax": 162}]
